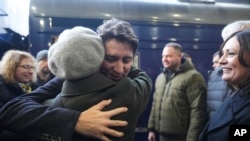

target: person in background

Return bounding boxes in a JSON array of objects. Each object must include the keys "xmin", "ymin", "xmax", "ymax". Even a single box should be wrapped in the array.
[
  {"xmin": 182, "ymin": 52, "xmax": 192, "ymax": 63},
  {"xmin": 0, "ymin": 50, "xmax": 39, "ymax": 140},
  {"xmin": 0, "ymin": 18, "xmax": 152, "ymax": 141},
  {"xmin": 211, "ymin": 51, "xmax": 220, "ymax": 69},
  {"xmin": 206, "ymin": 50, "xmax": 232, "ymax": 118},
  {"xmin": 199, "ymin": 29, "xmax": 250, "ymax": 141},
  {"xmin": 207, "ymin": 51, "xmax": 220, "ymax": 76},
  {"xmin": 147, "ymin": 42, "xmax": 207, "ymax": 141},
  {"xmin": 35, "ymin": 49, "xmax": 54, "ymax": 86},
  {"xmin": 0, "ymin": 50, "xmax": 38, "ymax": 107},
  {"xmin": 221, "ymin": 20, "xmax": 250, "ymax": 41},
  {"xmin": 206, "ymin": 20, "xmax": 250, "ymax": 118}
]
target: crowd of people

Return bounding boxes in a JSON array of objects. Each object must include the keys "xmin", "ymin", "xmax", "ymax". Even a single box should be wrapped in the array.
[{"xmin": 0, "ymin": 18, "xmax": 250, "ymax": 141}]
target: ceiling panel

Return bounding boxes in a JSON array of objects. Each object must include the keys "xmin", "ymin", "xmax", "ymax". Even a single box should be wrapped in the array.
[{"xmin": 30, "ymin": 0, "xmax": 250, "ymax": 24}]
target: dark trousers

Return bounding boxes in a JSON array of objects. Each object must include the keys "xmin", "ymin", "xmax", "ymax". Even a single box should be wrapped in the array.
[{"xmin": 160, "ymin": 134, "xmax": 185, "ymax": 141}]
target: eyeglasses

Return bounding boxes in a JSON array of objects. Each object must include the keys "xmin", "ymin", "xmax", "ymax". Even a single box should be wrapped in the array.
[{"xmin": 17, "ymin": 65, "xmax": 35, "ymax": 70}]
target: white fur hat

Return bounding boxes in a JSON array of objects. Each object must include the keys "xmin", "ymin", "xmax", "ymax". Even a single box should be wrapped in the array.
[{"xmin": 48, "ymin": 26, "xmax": 105, "ymax": 80}]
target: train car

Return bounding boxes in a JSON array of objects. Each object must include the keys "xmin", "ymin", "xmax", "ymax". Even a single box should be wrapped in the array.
[
  {"xmin": 1, "ymin": 0, "xmax": 250, "ymax": 140},
  {"xmin": 27, "ymin": 0, "xmax": 250, "ymax": 81}
]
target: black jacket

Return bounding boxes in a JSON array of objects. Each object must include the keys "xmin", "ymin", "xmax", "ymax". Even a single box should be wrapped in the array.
[{"xmin": 0, "ymin": 75, "xmax": 39, "ymax": 141}]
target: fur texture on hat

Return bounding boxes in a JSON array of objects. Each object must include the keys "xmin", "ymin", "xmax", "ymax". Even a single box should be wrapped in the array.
[
  {"xmin": 36, "ymin": 50, "xmax": 48, "ymax": 61},
  {"xmin": 48, "ymin": 26, "xmax": 105, "ymax": 80}
]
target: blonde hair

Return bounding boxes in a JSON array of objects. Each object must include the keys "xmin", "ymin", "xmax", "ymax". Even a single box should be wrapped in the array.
[
  {"xmin": 0, "ymin": 50, "xmax": 37, "ymax": 83},
  {"xmin": 221, "ymin": 20, "xmax": 250, "ymax": 41}
]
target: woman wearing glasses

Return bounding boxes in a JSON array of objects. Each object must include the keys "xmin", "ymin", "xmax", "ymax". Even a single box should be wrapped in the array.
[
  {"xmin": 0, "ymin": 50, "xmax": 38, "ymax": 108},
  {"xmin": 0, "ymin": 50, "xmax": 38, "ymax": 141}
]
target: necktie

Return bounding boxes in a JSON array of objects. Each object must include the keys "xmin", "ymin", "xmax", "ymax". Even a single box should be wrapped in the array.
[{"xmin": 20, "ymin": 83, "xmax": 32, "ymax": 93}]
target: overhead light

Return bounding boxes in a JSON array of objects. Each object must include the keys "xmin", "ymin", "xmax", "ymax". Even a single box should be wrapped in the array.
[
  {"xmin": 173, "ymin": 14, "xmax": 180, "ymax": 17},
  {"xmin": 31, "ymin": 6, "xmax": 36, "ymax": 10},
  {"xmin": 39, "ymin": 19, "xmax": 45, "ymax": 26},
  {"xmin": 152, "ymin": 37, "xmax": 158, "ymax": 40},
  {"xmin": 195, "ymin": 18, "xmax": 201, "ymax": 21},
  {"xmin": 173, "ymin": 23, "xmax": 180, "ymax": 27},
  {"xmin": 104, "ymin": 14, "xmax": 111, "ymax": 17},
  {"xmin": 169, "ymin": 38, "xmax": 177, "ymax": 41}
]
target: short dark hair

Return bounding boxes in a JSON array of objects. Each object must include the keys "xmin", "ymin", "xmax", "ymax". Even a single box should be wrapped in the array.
[{"xmin": 97, "ymin": 18, "xmax": 138, "ymax": 54}]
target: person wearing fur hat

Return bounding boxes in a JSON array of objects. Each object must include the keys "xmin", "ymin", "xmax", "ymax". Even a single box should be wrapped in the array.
[
  {"xmin": 0, "ymin": 18, "xmax": 152, "ymax": 141},
  {"xmin": 35, "ymin": 49, "xmax": 54, "ymax": 86}
]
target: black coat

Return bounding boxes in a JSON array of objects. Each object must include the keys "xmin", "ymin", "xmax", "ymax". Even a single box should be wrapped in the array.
[
  {"xmin": 0, "ymin": 75, "xmax": 39, "ymax": 141},
  {"xmin": 200, "ymin": 84, "xmax": 250, "ymax": 141},
  {"xmin": 0, "ymin": 75, "xmax": 39, "ymax": 108}
]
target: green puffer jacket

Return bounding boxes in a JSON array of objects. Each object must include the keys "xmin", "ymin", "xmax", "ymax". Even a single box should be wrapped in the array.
[{"xmin": 148, "ymin": 60, "xmax": 208, "ymax": 141}]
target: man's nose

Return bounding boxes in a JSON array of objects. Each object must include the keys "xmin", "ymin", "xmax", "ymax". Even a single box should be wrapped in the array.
[{"xmin": 113, "ymin": 61, "xmax": 124, "ymax": 74}]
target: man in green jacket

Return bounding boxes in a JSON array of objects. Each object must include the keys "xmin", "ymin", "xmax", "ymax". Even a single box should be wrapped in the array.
[{"xmin": 148, "ymin": 42, "xmax": 207, "ymax": 141}]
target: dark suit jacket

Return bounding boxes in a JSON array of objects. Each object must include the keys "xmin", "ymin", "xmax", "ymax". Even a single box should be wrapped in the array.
[{"xmin": 199, "ymin": 84, "xmax": 250, "ymax": 141}]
